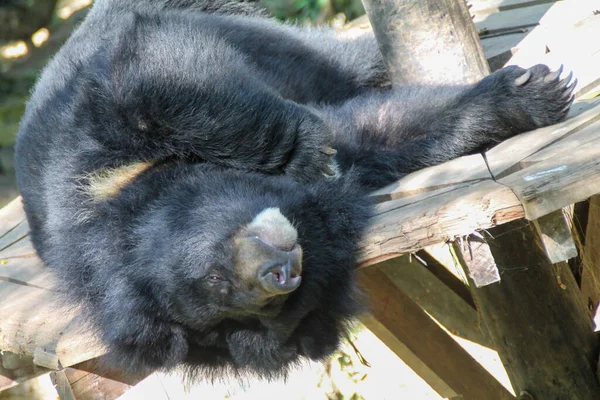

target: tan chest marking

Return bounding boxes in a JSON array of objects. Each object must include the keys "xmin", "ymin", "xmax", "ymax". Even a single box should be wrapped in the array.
[{"xmin": 84, "ymin": 161, "xmax": 154, "ymax": 200}]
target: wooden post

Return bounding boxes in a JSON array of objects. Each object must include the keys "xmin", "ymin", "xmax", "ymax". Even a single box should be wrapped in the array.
[
  {"xmin": 454, "ymin": 219, "xmax": 600, "ymax": 398},
  {"xmin": 361, "ymin": 0, "xmax": 490, "ymax": 86},
  {"xmin": 358, "ymin": 0, "xmax": 508, "ymax": 397}
]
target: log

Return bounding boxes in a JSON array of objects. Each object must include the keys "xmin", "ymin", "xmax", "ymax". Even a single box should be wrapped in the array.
[
  {"xmin": 454, "ymin": 219, "xmax": 600, "ymax": 398},
  {"xmin": 361, "ymin": 0, "xmax": 489, "ymax": 86}
]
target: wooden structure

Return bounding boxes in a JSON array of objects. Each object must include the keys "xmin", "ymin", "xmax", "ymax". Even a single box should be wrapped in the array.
[{"xmin": 2, "ymin": 0, "xmax": 600, "ymax": 398}]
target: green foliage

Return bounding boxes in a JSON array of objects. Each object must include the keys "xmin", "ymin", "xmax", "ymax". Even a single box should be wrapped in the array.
[
  {"xmin": 0, "ymin": 97, "xmax": 25, "ymax": 147},
  {"xmin": 261, "ymin": 0, "xmax": 364, "ymax": 24}
]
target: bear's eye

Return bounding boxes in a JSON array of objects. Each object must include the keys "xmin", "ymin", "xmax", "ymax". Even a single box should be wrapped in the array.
[{"xmin": 206, "ymin": 274, "xmax": 224, "ymax": 283}]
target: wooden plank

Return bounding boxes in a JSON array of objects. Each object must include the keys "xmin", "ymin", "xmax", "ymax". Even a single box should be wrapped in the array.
[
  {"xmin": 50, "ymin": 370, "xmax": 76, "ymax": 400},
  {"xmin": 371, "ymin": 153, "xmax": 491, "ymax": 203},
  {"xmin": 359, "ymin": 179, "xmax": 524, "ymax": 266},
  {"xmin": 0, "ymin": 197, "xmax": 25, "ymax": 238},
  {"xmin": 504, "ymin": 0, "xmax": 600, "ymax": 98},
  {"xmin": 533, "ymin": 209, "xmax": 578, "ymax": 263},
  {"xmin": 117, "ymin": 374, "xmax": 170, "ymax": 400},
  {"xmin": 0, "ymin": 222, "xmax": 28, "ymax": 252},
  {"xmin": 358, "ymin": 267, "xmax": 515, "ymax": 400},
  {"xmin": 0, "ymin": 352, "xmax": 50, "ymax": 393},
  {"xmin": 0, "ymin": 238, "xmax": 36, "ymax": 260},
  {"xmin": 457, "ymin": 234, "xmax": 500, "ymax": 287},
  {"xmin": 0, "ymin": 281, "xmax": 104, "ymax": 370},
  {"xmin": 498, "ymin": 118, "xmax": 600, "ymax": 220},
  {"xmin": 414, "ymin": 249, "xmax": 476, "ymax": 309},
  {"xmin": 454, "ymin": 219, "xmax": 600, "ymax": 398},
  {"xmin": 63, "ymin": 367, "xmax": 134, "ymax": 400},
  {"xmin": 485, "ymin": 100, "xmax": 600, "ymax": 179},
  {"xmin": 480, "ymin": 29, "xmax": 529, "ymax": 60},
  {"xmin": 377, "ymin": 255, "xmax": 486, "ymax": 344},
  {"xmin": 473, "ymin": 3, "xmax": 553, "ymax": 32},
  {"xmin": 538, "ymin": 0, "xmax": 600, "ymax": 30},
  {"xmin": 468, "ymin": 0, "xmax": 556, "ymax": 15}
]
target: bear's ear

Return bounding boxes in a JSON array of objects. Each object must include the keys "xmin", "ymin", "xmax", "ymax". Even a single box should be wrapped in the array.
[{"xmin": 233, "ymin": 208, "xmax": 303, "ymax": 296}]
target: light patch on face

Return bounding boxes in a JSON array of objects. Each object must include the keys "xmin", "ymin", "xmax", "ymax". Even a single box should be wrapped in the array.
[
  {"xmin": 247, "ymin": 208, "xmax": 297, "ymax": 251},
  {"xmin": 233, "ymin": 208, "xmax": 300, "ymax": 282},
  {"xmin": 83, "ymin": 161, "xmax": 154, "ymax": 200}
]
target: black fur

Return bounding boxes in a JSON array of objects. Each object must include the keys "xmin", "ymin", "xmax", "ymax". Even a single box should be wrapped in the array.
[{"xmin": 15, "ymin": 0, "xmax": 574, "ymax": 378}]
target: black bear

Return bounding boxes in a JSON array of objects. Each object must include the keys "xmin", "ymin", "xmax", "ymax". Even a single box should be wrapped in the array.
[{"xmin": 15, "ymin": 0, "xmax": 575, "ymax": 378}]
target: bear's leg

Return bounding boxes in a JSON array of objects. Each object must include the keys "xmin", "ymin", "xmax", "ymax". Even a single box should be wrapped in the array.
[{"xmin": 320, "ymin": 64, "xmax": 576, "ymax": 189}]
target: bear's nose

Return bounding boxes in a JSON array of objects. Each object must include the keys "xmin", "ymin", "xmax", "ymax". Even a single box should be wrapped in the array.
[{"xmin": 257, "ymin": 246, "xmax": 302, "ymax": 295}]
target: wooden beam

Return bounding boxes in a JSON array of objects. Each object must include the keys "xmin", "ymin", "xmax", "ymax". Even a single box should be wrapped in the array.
[
  {"xmin": 377, "ymin": 255, "xmax": 485, "ymax": 344},
  {"xmin": 468, "ymin": 0, "xmax": 557, "ymax": 15},
  {"xmin": 485, "ymin": 99, "xmax": 600, "ymax": 179},
  {"xmin": 454, "ymin": 219, "xmax": 600, "ymax": 398},
  {"xmin": 360, "ymin": 179, "xmax": 524, "ymax": 266},
  {"xmin": 580, "ymin": 195, "xmax": 600, "ymax": 331},
  {"xmin": 361, "ymin": 0, "xmax": 489, "ymax": 86},
  {"xmin": 457, "ymin": 234, "xmax": 501, "ymax": 287},
  {"xmin": 50, "ymin": 370, "xmax": 76, "ymax": 400},
  {"xmin": 473, "ymin": 3, "xmax": 553, "ymax": 33},
  {"xmin": 0, "ymin": 352, "xmax": 50, "ymax": 393},
  {"xmin": 497, "ymin": 116, "xmax": 600, "ymax": 220},
  {"xmin": 414, "ymin": 250, "xmax": 476, "ymax": 309},
  {"xmin": 502, "ymin": 0, "xmax": 600, "ymax": 99},
  {"xmin": 359, "ymin": 267, "xmax": 515, "ymax": 399}
]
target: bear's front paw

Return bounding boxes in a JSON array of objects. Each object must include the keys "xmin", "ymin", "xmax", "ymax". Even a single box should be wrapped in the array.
[
  {"xmin": 285, "ymin": 114, "xmax": 339, "ymax": 183},
  {"xmin": 493, "ymin": 64, "xmax": 577, "ymax": 129}
]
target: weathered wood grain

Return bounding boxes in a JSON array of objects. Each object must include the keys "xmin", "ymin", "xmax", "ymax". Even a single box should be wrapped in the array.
[
  {"xmin": 0, "ymin": 219, "xmax": 103, "ymax": 373},
  {"xmin": 0, "ymin": 282, "xmax": 104, "ymax": 370},
  {"xmin": 50, "ymin": 369, "xmax": 76, "ymax": 400},
  {"xmin": 0, "ymin": 352, "xmax": 50, "ymax": 393},
  {"xmin": 457, "ymin": 234, "xmax": 501, "ymax": 287},
  {"xmin": 468, "ymin": 0, "xmax": 556, "ymax": 15},
  {"xmin": 377, "ymin": 255, "xmax": 486, "ymax": 344},
  {"xmin": 532, "ymin": 208, "xmax": 578, "ymax": 263},
  {"xmin": 359, "ymin": 267, "xmax": 515, "ymax": 400},
  {"xmin": 360, "ymin": 315, "xmax": 459, "ymax": 398},
  {"xmin": 473, "ymin": 3, "xmax": 553, "ymax": 32},
  {"xmin": 370, "ymin": 153, "xmax": 490, "ymax": 203},
  {"xmin": 0, "ymin": 197, "xmax": 25, "ymax": 239},
  {"xmin": 504, "ymin": 0, "xmax": 600, "ymax": 98},
  {"xmin": 455, "ymin": 220, "xmax": 600, "ymax": 399},
  {"xmin": 361, "ymin": 0, "xmax": 489, "ymax": 86},
  {"xmin": 497, "ymin": 118, "xmax": 600, "ymax": 220},
  {"xmin": 485, "ymin": 100, "xmax": 600, "ymax": 179},
  {"xmin": 479, "ymin": 30, "xmax": 528, "ymax": 60},
  {"xmin": 360, "ymin": 179, "xmax": 524, "ymax": 266}
]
